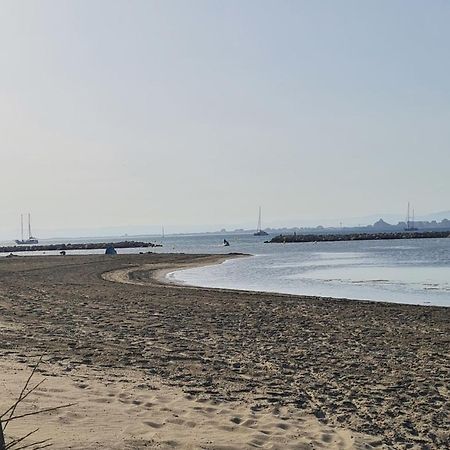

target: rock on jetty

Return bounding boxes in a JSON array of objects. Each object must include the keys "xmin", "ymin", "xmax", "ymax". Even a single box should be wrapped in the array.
[
  {"xmin": 0, "ymin": 241, "xmax": 162, "ymax": 254},
  {"xmin": 267, "ymin": 230, "xmax": 450, "ymax": 244}
]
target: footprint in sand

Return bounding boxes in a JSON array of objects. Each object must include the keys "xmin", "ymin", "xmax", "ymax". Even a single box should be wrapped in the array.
[
  {"xmin": 242, "ymin": 418, "xmax": 257, "ymax": 428},
  {"xmin": 321, "ymin": 433, "xmax": 333, "ymax": 443},
  {"xmin": 167, "ymin": 417, "xmax": 185, "ymax": 426},
  {"xmin": 144, "ymin": 420, "xmax": 165, "ymax": 429},
  {"xmin": 248, "ymin": 433, "xmax": 270, "ymax": 448}
]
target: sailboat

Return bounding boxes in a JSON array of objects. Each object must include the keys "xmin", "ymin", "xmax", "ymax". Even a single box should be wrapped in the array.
[
  {"xmin": 404, "ymin": 202, "xmax": 418, "ymax": 231},
  {"xmin": 253, "ymin": 206, "xmax": 268, "ymax": 236},
  {"xmin": 15, "ymin": 213, "xmax": 39, "ymax": 245}
]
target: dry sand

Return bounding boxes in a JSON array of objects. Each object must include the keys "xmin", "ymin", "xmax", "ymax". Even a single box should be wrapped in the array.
[
  {"xmin": 0, "ymin": 253, "xmax": 449, "ymax": 449},
  {"xmin": 0, "ymin": 357, "xmax": 365, "ymax": 450}
]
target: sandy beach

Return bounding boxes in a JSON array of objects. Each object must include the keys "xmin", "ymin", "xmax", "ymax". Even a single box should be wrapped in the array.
[{"xmin": 0, "ymin": 253, "xmax": 449, "ymax": 449}]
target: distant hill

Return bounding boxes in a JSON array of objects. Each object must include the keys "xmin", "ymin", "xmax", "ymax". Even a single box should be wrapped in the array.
[
  {"xmin": 416, "ymin": 210, "xmax": 450, "ymax": 222},
  {"xmin": 264, "ymin": 215, "xmax": 450, "ymax": 235}
]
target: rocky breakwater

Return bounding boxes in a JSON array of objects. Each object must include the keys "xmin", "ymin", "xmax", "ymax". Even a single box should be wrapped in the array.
[
  {"xmin": 0, "ymin": 240, "xmax": 162, "ymax": 254},
  {"xmin": 267, "ymin": 230, "xmax": 450, "ymax": 243}
]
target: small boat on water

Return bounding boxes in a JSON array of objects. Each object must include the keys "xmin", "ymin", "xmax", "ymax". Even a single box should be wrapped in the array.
[
  {"xmin": 254, "ymin": 206, "xmax": 268, "ymax": 236},
  {"xmin": 223, "ymin": 239, "xmax": 230, "ymax": 246},
  {"xmin": 15, "ymin": 213, "xmax": 39, "ymax": 245}
]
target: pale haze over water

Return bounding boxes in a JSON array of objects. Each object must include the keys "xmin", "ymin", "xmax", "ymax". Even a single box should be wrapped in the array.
[{"xmin": 1, "ymin": 1, "xmax": 450, "ymax": 238}]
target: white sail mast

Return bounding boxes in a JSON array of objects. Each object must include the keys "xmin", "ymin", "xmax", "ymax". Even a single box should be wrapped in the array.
[
  {"xmin": 406, "ymin": 202, "xmax": 410, "ymax": 229},
  {"xmin": 28, "ymin": 213, "xmax": 32, "ymax": 239}
]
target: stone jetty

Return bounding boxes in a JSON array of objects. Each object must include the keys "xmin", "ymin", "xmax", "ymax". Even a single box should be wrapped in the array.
[
  {"xmin": 267, "ymin": 230, "xmax": 450, "ymax": 243},
  {"xmin": 0, "ymin": 240, "xmax": 162, "ymax": 254}
]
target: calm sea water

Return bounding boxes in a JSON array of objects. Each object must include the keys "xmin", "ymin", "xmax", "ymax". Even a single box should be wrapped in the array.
[
  {"xmin": 1, "ymin": 233, "xmax": 449, "ymax": 306},
  {"xmin": 164, "ymin": 234, "xmax": 450, "ymax": 307}
]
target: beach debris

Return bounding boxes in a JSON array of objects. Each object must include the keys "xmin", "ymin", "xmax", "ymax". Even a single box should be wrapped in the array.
[
  {"xmin": 105, "ymin": 246, "xmax": 117, "ymax": 255},
  {"xmin": 60, "ymin": 250, "xmax": 66, "ymax": 256},
  {"xmin": 0, "ymin": 419, "xmax": 4, "ymax": 450},
  {"xmin": 0, "ymin": 356, "xmax": 74, "ymax": 450}
]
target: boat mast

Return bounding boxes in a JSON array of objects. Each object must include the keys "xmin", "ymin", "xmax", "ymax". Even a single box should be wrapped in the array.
[
  {"xmin": 257, "ymin": 206, "xmax": 262, "ymax": 232},
  {"xmin": 412, "ymin": 208, "xmax": 415, "ymax": 230},
  {"xmin": 28, "ymin": 213, "xmax": 32, "ymax": 239},
  {"xmin": 21, "ymin": 214, "xmax": 24, "ymax": 241},
  {"xmin": 406, "ymin": 202, "xmax": 410, "ymax": 230}
]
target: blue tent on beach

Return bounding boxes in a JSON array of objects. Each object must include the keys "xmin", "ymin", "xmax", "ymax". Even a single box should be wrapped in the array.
[{"xmin": 105, "ymin": 245, "xmax": 117, "ymax": 255}]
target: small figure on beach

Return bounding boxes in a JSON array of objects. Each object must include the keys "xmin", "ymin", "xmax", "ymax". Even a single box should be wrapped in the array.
[{"xmin": 223, "ymin": 239, "xmax": 230, "ymax": 247}]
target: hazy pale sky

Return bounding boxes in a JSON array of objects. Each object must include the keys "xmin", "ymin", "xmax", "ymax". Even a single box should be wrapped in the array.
[{"xmin": 1, "ymin": 1, "xmax": 449, "ymax": 237}]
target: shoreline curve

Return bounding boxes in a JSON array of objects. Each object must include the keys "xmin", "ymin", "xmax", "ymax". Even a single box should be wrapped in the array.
[
  {"xmin": 102, "ymin": 252, "xmax": 450, "ymax": 308},
  {"xmin": 102, "ymin": 253, "xmax": 250, "ymax": 289}
]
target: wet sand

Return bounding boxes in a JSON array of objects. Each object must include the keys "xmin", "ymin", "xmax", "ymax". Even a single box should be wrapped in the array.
[{"xmin": 0, "ymin": 254, "xmax": 449, "ymax": 449}]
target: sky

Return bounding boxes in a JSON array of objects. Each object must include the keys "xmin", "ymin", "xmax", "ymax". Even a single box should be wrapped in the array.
[{"xmin": 0, "ymin": 1, "xmax": 449, "ymax": 238}]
